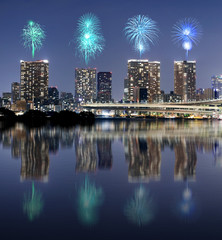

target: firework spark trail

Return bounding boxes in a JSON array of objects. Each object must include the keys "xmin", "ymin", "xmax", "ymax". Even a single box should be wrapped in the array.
[
  {"xmin": 76, "ymin": 13, "xmax": 105, "ymax": 65},
  {"xmin": 172, "ymin": 18, "xmax": 202, "ymax": 59},
  {"xmin": 22, "ymin": 21, "xmax": 46, "ymax": 58},
  {"xmin": 124, "ymin": 15, "xmax": 159, "ymax": 57}
]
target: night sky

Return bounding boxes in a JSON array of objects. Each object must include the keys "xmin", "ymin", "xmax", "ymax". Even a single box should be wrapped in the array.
[{"xmin": 0, "ymin": 0, "xmax": 222, "ymax": 100}]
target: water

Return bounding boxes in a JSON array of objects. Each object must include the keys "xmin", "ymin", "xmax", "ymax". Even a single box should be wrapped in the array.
[{"xmin": 0, "ymin": 119, "xmax": 222, "ymax": 239}]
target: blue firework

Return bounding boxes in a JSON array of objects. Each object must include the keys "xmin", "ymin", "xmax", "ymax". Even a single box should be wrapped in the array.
[
  {"xmin": 172, "ymin": 18, "xmax": 202, "ymax": 58},
  {"xmin": 124, "ymin": 15, "xmax": 159, "ymax": 57},
  {"xmin": 75, "ymin": 13, "xmax": 105, "ymax": 65}
]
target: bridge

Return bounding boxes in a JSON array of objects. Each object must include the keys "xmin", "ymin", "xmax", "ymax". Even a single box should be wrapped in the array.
[{"xmin": 81, "ymin": 99, "xmax": 222, "ymax": 115}]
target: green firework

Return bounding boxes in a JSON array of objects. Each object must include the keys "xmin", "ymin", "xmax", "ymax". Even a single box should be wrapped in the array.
[
  {"xmin": 75, "ymin": 13, "xmax": 105, "ymax": 65},
  {"xmin": 22, "ymin": 21, "xmax": 46, "ymax": 58}
]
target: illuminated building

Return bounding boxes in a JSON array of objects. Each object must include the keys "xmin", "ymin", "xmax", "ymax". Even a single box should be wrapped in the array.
[
  {"xmin": 75, "ymin": 68, "xmax": 96, "ymax": 103},
  {"xmin": 11, "ymin": 82, "xmax": 20, "ymax": 104},
  {"xmin": 97, "ymin": 72, "xmax": 112, "ymax": 102},
  {"xmin": 127, "ymin": 59, "xmax": 160, "ymax": 102},
  {"xmin": 174, "ymin": 61, "xmax": 196, "ymax": 102},
  {"xmin": 60, "ymin": 92, "xmax": 74, "ymax": 111},
  {"xmin": 48, "ymin": 87, "xmax": 59, "ymax": 105},
  {"xmin": 163, "ymin": 91, "xmax": 182, "ymax": 103},
  {"xmin": 2, "ymin": 92, "xmax": 12, "ymax": 109},
  {"xmin": 211, "ymin": 75, "xmax": 222, "ymax": 98},
  {"xmin": 20, "ymin": 60, "xmax": 49, "ymax": 105},
  {"xmin": 123, "ymin": 77, "xmax": 129, "ymax": 101},
  {"xmin": 203, "ymin": 88, "xmax": 214, "ymax": 100}
]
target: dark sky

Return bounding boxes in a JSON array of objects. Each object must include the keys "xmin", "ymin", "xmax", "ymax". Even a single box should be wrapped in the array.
[{"xmin": 0, "ymin": 0, "xmax": 222, "ymax": 100}]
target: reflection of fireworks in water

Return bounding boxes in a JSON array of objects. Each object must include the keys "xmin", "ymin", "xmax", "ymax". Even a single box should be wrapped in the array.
[
  {"xmin": 124, "ymin": 15, "xmax": 159, "ymax": 57},
  {"xmin": 23, "ymin": 182, "xmax": 44, "ymax": 221},
  {"xmin": 124, "ymin": 186, "xmax": 154, "ymax": 226},
  {"xmin": 22, "ymin": 20, "xmax": 46, "ymax": 58},
  {"xmin": 179, "ymin": 187, "xmax": 194, "ymax": 216},
  {"xmin": 77, "ymin": 177, "xmax": 104, "ymax": 226},
  {"xmin": 172, "ymin": 18, "xmax": 202, "ymax": 59}
]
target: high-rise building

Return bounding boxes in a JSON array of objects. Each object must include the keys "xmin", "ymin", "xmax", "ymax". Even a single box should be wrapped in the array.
[
  {"xmin": 174, "ymin": 61, "xmax": 196, "ymax": 102},
  {"xmin": 123, "ymin": 77, "xmax": 129, "ymax": 102},
  {"xmin": 163, "ymin": 91, "xmax": 182, "ymax": 103},
  {"xmin": 203, "ymin": 88, "xmax": 214, "ymax": 100},
  {"xmin": 60, "ymin": 92, "xmax": 74, "ymax": 111},
  {"xmin": 20, "ymin": 60, "xmax": 49, "ymax": 104},
  {"xmin": 127, "ymin": 59, "xmax": 160, "ymax": 102},
  {"xmin": 212, "ymin": 75, "xmax": 222, "ymax": 98},
  {"xmin": 2, "ymin": 92, "xmax": 12, "ymax": 109},
  {"xmin": 48, "ymin": 86, "xmax": 59, "ymax": 105},
  {"xmin": 97, "ymin": 72, "xmax": 112, "ymax": 102},
  {"xmin": 75, "ymin": 68, "xmax": 96, "ymax": 103},
  {"xmin": 60, "ymin": 92, "xmax": 73, "ymax": 101},
  {"xmin": 11, "ymin": 82, "xmax": 20, "ymax": 104}
]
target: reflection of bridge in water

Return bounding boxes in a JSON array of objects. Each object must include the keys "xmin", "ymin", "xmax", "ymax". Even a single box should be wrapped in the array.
[{"xmin": 82, "ymin": 100, "xmax": 222, "ymax": 115}]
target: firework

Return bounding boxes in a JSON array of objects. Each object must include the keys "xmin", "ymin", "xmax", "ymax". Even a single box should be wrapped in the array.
[
  {"xmin": 124, "ymin": 15, "xmax": 159, "ymax": 57},
  {"xmin": 22, "ymin": 20, "xmax": 46, "ymax": 58},
  {"xmin": 75, "ymin": 13, "xmax": 105, "ymax": 65},
  {"xmin": 172, "ymin": 18, "xmax": 202, "ymax": 58}
]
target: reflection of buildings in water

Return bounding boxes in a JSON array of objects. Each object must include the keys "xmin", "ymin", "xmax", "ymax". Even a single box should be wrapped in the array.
[
  {"xmin": 20, "ymin": 129, "xmax": 50, "ymax": 182},
  {"xmin": 75, "ymin": 134, "xmax": 97, "ymax": 172},
  {"xmin": 212, "ymin": 141, "xmax": 222, "ymax": 167},
  {"xmin": 6, "ymin": 125, "xmax": 50, "ymax": 182},
  {"xmin": 2, "ymin": 131, "xmax": 12, "ymax": 148},
  {"xmin": 174, "ymin": 140, "xmax": 197, "ymax": 181},
  {"xmin": 43, "ymin": 127, "xmax": 60, "ymax": 154},
  {"xmin": 60, "ymin": 130, "xmax": 74, "ymax": 148},
  {"xmin": 97, "ymin": 139, "xmax": 112, "ymax": 169},
  {"xmin": 124, "ymin": 136, "xmax": 161, "ymax": 182},
  {"xmin": 2, "ymin": 121, "xmax": 222, "ymax": 181}
]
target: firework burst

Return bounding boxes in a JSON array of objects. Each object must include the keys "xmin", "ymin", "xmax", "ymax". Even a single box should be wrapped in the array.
[
  {"xmin": 172, "ymin": 18, "xmax": 202, "ymax": 59},
  {"xmin": 22, "ymin": 20, "xmax": 46, "ymax": 58},
  {"xmin": 124, "ymin": 15, "xmax": 159, "ymax": 57},
  {"xmin": 75, "ymin": 13, "xmax": 105, "ymax": 65}
]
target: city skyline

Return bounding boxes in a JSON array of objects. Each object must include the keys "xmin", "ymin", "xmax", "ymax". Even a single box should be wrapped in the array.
[{"xmin": 0, "ymin": 0, "xmax": 222, "ymax": 101}]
